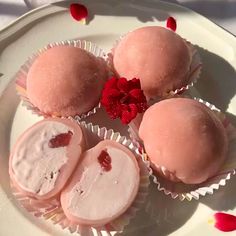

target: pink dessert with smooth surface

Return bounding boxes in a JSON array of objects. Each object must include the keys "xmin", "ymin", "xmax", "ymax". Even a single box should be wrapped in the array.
[
  {"xmin": 113, "ymin": 26, "xmax": 192, "ymax": 99},
  {"xmin": 61, "ymin": 140, "xmax": 140, "ymax": 226},
  {"xmin": 9, "ymin": 118, "xmax": 85, "ymax": 200},
  {"xmin": 27, "ymin": 45, "xmax": 108, "ymax": 116},
  {"xmin": 139, "ymin": 98, "xmax": 228, "ymax": 184}
]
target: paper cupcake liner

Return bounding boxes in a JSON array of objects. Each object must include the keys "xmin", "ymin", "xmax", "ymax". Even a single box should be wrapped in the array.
[
  {"xmin": 144, "ymin": 98, "xmax": 236, "ymax": 201},
  {"xmin": 127, "ymin": 113, "xmax": 144, "ymax": 149},
  {"xmin": 107, "ymin": 32, "xmax": 202, "ymax": 98},
  {"xmin": 15, "ymin": 39, "xmax": 106, "ymax": 121},
  {"xmin": 11, "ymin": 122, "xmax": 150, "ymax": 235},
  {"xmin": 11, "ymin": 182, "xmax": 61, "ymax": 218}
]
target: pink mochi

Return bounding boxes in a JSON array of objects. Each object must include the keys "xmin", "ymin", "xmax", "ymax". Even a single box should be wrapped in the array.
[
  {"xmin": 139, "ymin": 98, "xmax": 228, "ymax": 184},
  {"xmin": 27, "ymin": 46, "xmax": 108, "ymax": 116},
  {"xmin": 113, "ymin": 26, "xmax": 192, "ymax": 99}
]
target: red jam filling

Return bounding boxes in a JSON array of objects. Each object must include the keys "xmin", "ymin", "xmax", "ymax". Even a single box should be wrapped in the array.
[
  {"xmin": 98, "ymin": 150, "xmax": 112, "ymax": 172},
  {"xmin": 48, "ymin": 131, "xmax": 73, "ymax": 148}
]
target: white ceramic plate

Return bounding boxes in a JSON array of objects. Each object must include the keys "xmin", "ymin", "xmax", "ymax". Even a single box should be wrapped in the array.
[{"xmin": 0, "ymin": 0, "xmax": 236, "ymax": 235}]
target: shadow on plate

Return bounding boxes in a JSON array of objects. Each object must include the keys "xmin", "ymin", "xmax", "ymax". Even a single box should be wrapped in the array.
[
  {"xmin": 83, "ymin": 107, "xmax": 130, "ymax": 137},
  {"xmin": 117, "ymin": 182, "xmax": 198, "ymax": 236},
  {"xmin": 200, "ymin": 174, "xmax": 236, "ymax": 211},
  {"xmin": 0, "ymin": 2, "xmax": 28, "ymax": 17},
  {"xmin": 226, "ymin": 111, "xmax": 236, "ymax": 127},
  {"xmin": 194, "ymin": 46, "xmax": 236, "ymax": 112},
  {"xmin": 181, "ymin": 0, "xmax": 236, "ymax": 20}
]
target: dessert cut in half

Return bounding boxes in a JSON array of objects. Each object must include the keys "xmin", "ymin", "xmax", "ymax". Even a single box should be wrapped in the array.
[
  {"xmin": 61, "ymin": 140, "xmax": 140, "ymax": 226},
  {"xmin": 9, "ymin": 118, "xmax": 85, "ymax": 200}
]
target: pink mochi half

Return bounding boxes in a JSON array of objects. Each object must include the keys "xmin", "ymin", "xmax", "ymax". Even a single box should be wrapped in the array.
[
  {"xmin": 61, "ymin": 140, "xmax": 140, "ymax": 226},
  {"xmin": 9, "ymin": 118, "xmax": 85, "ymax": 200}
]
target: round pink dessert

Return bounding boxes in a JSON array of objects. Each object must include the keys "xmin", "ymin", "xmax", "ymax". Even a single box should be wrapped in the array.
[
  {"xmin": 61, "ymin": 140, "xmax": 140, "ymax": 226},
  {"xmin": 113, "ymin": 26, "xmax": 192, "ymax": 99},
  {"xmin": 9, "ymin": 118, "xmax": 85, "ymax": 200},
  {"xmin": 27, "ymin": 45, "xmax": 108, "ymax": 117},
  {"xmin": 139, "ymin": 98, "xmax": 228, "ymax": 184}
]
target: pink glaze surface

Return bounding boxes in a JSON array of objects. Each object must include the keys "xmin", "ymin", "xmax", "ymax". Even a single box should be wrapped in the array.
[
  {"xmin": 113, "ymin": 26, "xmax": 192, "ymax": 99},
  {"xmin": 139, "ymin": 98, "xmax": 228, "ymax": 184},
  {"xmin": 27, "ymin": 46, "xmax": 108, "ymax": 116},
  {"xmin": 61, "ymin": 140, "xmax": 140, "ymax": 226},
  {"xmin": 9, "ymin": 118, "xmax": 84, "ymax": 200}
]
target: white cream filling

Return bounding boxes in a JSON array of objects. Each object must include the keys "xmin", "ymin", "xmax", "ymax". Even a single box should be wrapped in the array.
[
  {"xmin": 67, "ymin": 148, "xmax": 138, "ymax": 220},
  {"xmin": 12, "ymin": 121, "xmax": 71, "ymax": 196}
]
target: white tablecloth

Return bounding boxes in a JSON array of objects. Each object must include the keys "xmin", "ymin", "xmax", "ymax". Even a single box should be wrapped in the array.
[{"xmin": 0, "ymin": 0, "xmax": 236, "ymax": 35}]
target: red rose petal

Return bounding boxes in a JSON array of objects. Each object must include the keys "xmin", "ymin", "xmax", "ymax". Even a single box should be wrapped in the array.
[
  {"xmin": 117, "ymin": 77, "xmax": 129, "ymax": 92},
  {"xmin": 49, "ymin": 131, "xmax": 73, "ymax": 148},
  {"xmin": 70, "ymin": 3, "xmax": 88, "ymax": 21},
  {"xmin": 129, "ymin": 78, "xmax": 141, "ymax": 89},
  {"xmin": 166, "ymin": 17, "xmax": 177, "ymax": 31},
  {"xmin": 106, "ymin": 89, "xmax": 121, "ymax": 99},
  {"xmin": 121, "ymin": 110, "xmax": 132, "ymax": 124},
  {"xmin": 103, "ymin": 77, "xmax": 118, "ymax": 90},
  {"xmin": 129, "ymin": 104, "xmax": 138, "ymax": 118},
  {"xmin": 120, "ymin": 104, "xmax": 138, "ymax": 124},
  {"xmin": 101, "ymin": 95, "xmax": 110, "ymax": 106},
  {"xmin": 106, "ymin": 102, "xmax": 122, "ymax": 119},
  {"xmin": 129, "ymin": 89, "xmax": 147, "ymax": 112},
  {"xmin": 129, "ymin": 89, "xmax": 146, "ymax": 102},
  {"xmin": 213, "ymin": 212, "xmax": 236, "ymax": 232},
  {"xmin": 136, "ymin": 102, "xmax": 148, "ymax": 113}
]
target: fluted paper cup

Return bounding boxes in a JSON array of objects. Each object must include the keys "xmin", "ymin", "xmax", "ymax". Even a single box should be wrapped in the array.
[{"xmin": 15, "ymin": 39, "xmax": 107, "ymax": 121}]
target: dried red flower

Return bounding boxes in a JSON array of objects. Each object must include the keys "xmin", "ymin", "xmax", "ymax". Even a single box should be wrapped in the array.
[
  {"xmin": 70, "ymin": 3, "xmax": 88, "ymax": 21},
  {"xmin": 166, "ymin": 16, "xmax": 177, "ymax": 31},
  {"xmin": 208, "ymin": 212, "xmax": 236, "ymax": 232},
  {"xmin": 101, "ymin": 77, "xmax": 148, "ymax": 124}
]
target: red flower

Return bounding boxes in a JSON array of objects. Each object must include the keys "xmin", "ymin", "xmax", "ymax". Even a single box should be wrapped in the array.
[
  {"xmin": 209, "ymin": 212, "xmax": 236, "ymax": 232},
  {"xmin": 101, "ymin": 77, "xmax": 148, "ymax": 124},
  {"xmin": 166, "ymin": 17, "xmax": 177, "ymax": 31},
  {"xmin": 70, "ymin": 3, "xmax": 88, "ymax": 22}
]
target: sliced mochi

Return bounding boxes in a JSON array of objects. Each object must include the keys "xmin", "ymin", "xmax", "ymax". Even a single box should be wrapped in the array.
[
  {"xmin": 60, "ymin": 140, "xmax": 140, "ymax": 226},
  {"xmin": 9, "ymin": 118, "xmax": 84, "ymax": 200}
]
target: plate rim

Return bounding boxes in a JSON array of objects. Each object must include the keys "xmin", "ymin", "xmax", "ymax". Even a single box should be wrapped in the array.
[
  {"xmin": 0, "ymin": 1, "xmax": 236, "ymax": 235},
  {"xmin": 0, "ymin": 0, "xmax": 235, "ymax": 43}
]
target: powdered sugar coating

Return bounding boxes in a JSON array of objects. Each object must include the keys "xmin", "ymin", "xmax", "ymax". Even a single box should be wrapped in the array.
[
  {"xmin": 139, "ymin": 98, "xmax": 228, "ymax": 184},
  {"xmin": 27, "ymin": 46, "xmax": 108, "ymax": 116}
]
